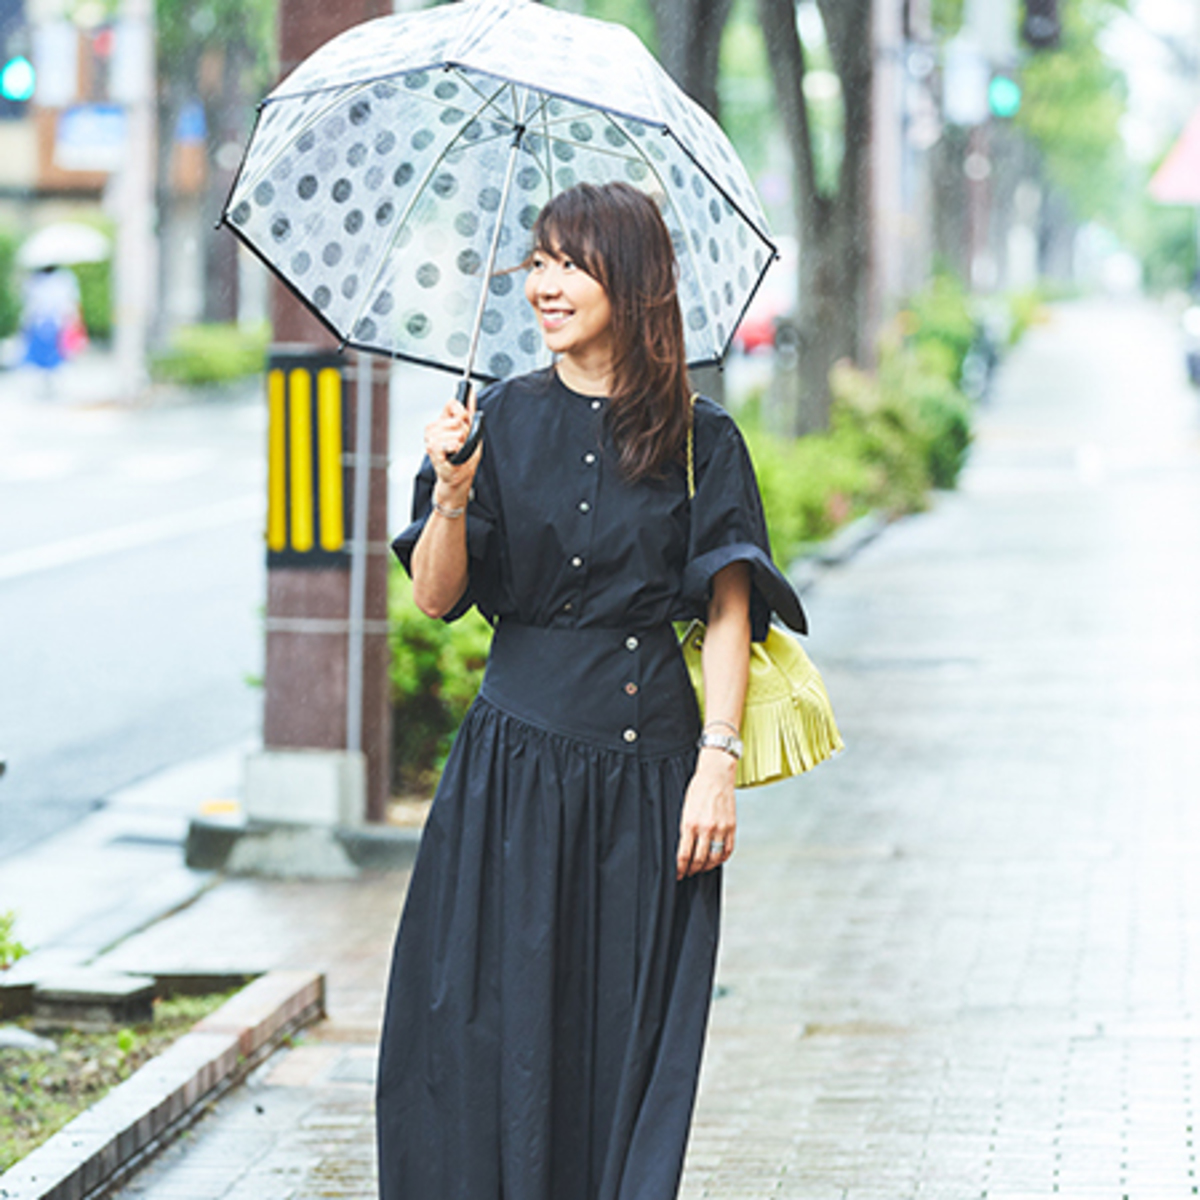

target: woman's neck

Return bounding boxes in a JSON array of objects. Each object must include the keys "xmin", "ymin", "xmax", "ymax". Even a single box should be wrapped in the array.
[{"xmin": 555, "ymin": 351, "xmax": 613, "ymax": 397}]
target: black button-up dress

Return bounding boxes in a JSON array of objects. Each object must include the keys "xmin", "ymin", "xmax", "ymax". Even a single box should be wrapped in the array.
[{"xmin": 377, "ymin": 368, "xmax": 805, "ymax": 1200}]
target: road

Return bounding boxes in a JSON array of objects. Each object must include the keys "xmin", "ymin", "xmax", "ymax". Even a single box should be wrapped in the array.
[{"xmin": 0, "ymin": 355, "xmax": 446, "ymax": 863}]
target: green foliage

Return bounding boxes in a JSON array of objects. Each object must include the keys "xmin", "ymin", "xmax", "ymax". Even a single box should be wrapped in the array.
[
  {"xmin": 1006, "ymin": 288, "xmax": 1049, "ymax": 346},
  {"xmin": 931, "ymin": 0, "xmax": 964, "ymax": 37},
  {"xmin": 72, "ymin": 260, "xmax": 112, "ymax": 341},
  {"xmin": 156, "ymin": 0, "xmax": 277, "ymax": 88},
  {"xmin": 0, "ymin": 911, "xmax": 27, "ymax": 970},
  {"xmin": 1124, "ymin": 150, "xmax": 1197, "ymax": 295},
  {"xmin": 150, "ymin": 322, "xmax": 269, "ymax": 386},
  {"xmin": 743, "ymin": 271, "xmax": 982, "ymax": 564},
  {"xmin": 903, "ymin": 272, "xmax": 976, "ymax": 384},
  {"xmin": 717, "ymin": 0, "xmax": 775, "ymax": 181},
  {"xmin": 0, "ymin": 226, "xmax": 21, "ymax": 340},
  {"xmin": 1016, "ymin": 0, "xmax": 1128, "ymax": 223},
  {"xmin": 389, "ymin": 565, "xmax": 492, "ymax": 792},
  {"xmin": 742, "ymin": 415, "xmax": 876, "ymax": 564},
  {"xmin": 0, "ymin": 990, "xmax": 233, "ymax": 1172}
]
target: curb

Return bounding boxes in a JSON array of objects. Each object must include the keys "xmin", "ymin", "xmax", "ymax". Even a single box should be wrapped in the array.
[
  {"xmin": 0, "ymin": 970, "xmax": 324, "ymax": 1200},
  {"xmin": 184, "ymin": 817, "xmax": 422, "ymax": 875},
  {"xmin": 790, "ymin": 510, "xmax": 888, "ymax": 596}
]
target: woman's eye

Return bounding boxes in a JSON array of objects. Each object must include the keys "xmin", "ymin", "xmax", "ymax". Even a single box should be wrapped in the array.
[{"xmin": 561, "ymin": 259, "xmax": 575, "ymax": 271}]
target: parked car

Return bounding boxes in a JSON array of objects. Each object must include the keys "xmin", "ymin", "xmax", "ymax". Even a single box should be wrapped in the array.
[{"xmin": 732, "ymin": 236, "xmax": 797, "ymax": 354}]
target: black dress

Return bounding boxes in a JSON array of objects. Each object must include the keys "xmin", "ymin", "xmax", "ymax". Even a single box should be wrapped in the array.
[{"xmin": 377, "ymin": 368, "xmax": 805, "ymax": 1200}]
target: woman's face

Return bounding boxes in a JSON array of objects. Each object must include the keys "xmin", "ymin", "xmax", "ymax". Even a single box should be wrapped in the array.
[{"xmin": 524, "ymin": 245, "xmax": 613, "ymax": 369}]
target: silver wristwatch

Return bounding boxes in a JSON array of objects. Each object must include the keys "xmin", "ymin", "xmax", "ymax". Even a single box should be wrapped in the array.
[{"xmin": 697, "ymin": 730, "xmax": 743, "ymax": 760}]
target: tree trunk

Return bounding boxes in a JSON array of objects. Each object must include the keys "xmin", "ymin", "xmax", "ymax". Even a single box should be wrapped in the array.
[
  {"xmin": 756, "ymin": 0, "xmax": 875, "ymax": 432},
  {"xmin": 647, "ymin": 0, "xmax": 736, "ymax": 121},
  {"xmin": 152, "ymin": 83, "xmax": 185, "ymax": 348},
  {"xmin": 646, "ymin": 0, "xmax": 735, "ymax": 405},
  {"xmin": 201, "ymin": 47, "xmax": 248, "ymax": 324}
]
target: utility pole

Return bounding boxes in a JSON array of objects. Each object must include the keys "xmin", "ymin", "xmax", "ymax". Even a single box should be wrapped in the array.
[
  {"xmin": 111, "ymin": 0, "xmax": 156, "ymax": 398},
  {"xmin": 241, "ymin": 0, "xmax": 394, "ymax": 843}
]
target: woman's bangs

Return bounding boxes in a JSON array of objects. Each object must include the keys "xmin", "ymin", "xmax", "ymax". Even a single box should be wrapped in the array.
[{"xmin": 533, "ymin": 201, "xmax": 605, "ymax": 285}]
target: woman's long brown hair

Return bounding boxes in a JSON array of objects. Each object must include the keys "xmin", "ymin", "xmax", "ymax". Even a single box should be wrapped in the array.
[{"xmin": 532, "ymin": 182, "xmax": 691, "ymax": 482}]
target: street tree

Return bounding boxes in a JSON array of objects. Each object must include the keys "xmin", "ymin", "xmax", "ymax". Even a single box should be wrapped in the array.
[
  {"xmin": 155, "ymin": 0, "xmax": 276, "ymax": 329},
  {"xmin": 644, "ymin": 0, "xmax": 736, "ymax": 121},
  {"xmin": 756, "ymin": 0, "xmax": 874, "ymax": 432}
]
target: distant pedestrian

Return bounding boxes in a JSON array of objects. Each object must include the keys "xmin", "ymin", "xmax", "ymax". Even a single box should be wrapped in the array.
[
  {"xmin": 376, "ymin": 182, "xmax": 807, "ymax": 1199},
  {"xmin": 21, "ymin": 266, "xmax": 85, "ymax": 379}
]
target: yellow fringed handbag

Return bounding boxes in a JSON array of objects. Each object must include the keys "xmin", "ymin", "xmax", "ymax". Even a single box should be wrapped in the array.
[{"xmin": 680, "ymin": 399, "xmax": 843, "ymax": 788}]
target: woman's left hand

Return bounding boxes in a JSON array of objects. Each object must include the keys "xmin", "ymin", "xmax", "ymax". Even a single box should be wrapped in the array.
[{"xmin": 676, "ymin": 748, "xmax": 737, "ymax": 879}]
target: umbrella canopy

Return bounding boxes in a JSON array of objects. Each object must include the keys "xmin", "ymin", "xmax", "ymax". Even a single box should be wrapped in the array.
[
  {"xmin": 18, "ymin": 222, "xmax": 110, "ymax": 270},
  {"xmin": 222, "ymin": 0, "xmax": 775, "ymax": 382}
]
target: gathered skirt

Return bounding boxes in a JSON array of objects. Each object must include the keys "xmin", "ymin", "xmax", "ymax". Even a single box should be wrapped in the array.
[{"xmin": 376, "ymin": 622, "xmax": 720, "ymax": 1200}]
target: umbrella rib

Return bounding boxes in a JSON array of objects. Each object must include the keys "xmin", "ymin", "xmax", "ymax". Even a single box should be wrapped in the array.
[
  {"xmin": 234, "ymin": 83, "xmax": 370, "ymax": 203},
  {"xmin": 590, "ymin": 109, "xmax": 711, "ymax": 342},
  {"xmin": 342, "ymin": 73, "xmax": 514, "ymax": 343}
]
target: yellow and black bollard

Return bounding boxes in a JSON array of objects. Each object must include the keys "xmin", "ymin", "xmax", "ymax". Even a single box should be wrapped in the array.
[{"xmin": 265, "ymin": 350, "xmax": 350, "ymax": 567}]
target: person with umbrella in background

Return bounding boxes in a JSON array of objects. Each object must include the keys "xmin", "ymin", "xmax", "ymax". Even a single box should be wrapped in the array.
[
  {"xmin": 378, "ymin": 180, "xmax": 806, "ymax": 1199},
  {"xmin": 219, "ymin": 2, "xmax": 808, "ymax": 1193}
]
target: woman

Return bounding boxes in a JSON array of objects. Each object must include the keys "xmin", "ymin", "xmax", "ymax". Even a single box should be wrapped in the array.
[{"xmin": 377, "ymin": 181, "xmax": 806, "ymax": 1200}]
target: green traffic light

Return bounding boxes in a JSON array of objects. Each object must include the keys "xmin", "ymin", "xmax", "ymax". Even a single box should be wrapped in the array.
[
  {"xmin": 988, "ymin": 75, "xmax": 1022, "ymax": 118},
  {"xmin": 0, "ymin": 56, "xmax": 35, "ymax": 103}
]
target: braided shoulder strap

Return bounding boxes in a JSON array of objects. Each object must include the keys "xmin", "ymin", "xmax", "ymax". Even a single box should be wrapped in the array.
[{"xmin": 686, "ymin": 392, "xmax": 697, "ymax": 499}]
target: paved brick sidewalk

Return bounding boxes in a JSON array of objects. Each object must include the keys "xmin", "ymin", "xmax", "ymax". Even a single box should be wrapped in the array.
[{"xmin": 101, "ymin": 299, "xmax": 1200, "ymax": 1199}]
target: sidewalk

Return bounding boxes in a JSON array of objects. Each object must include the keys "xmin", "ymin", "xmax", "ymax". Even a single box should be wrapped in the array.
[{"xmin": 11, "ymin": 297, "xmax": 1200, "ymax": 1199}]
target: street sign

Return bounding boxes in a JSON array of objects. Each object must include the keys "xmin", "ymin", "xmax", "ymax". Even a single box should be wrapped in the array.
[{"xmin": 54, "ymin": 104, "xmax": 127, "ymax": 172}]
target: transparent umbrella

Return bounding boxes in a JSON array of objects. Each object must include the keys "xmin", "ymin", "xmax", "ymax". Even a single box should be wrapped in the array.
[{"xmin": 221, "ymin": 0, "xmax": 777, "ymax": 391}]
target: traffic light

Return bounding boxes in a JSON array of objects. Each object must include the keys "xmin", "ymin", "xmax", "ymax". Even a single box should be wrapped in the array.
[
  {"xmin": 988, "ymin": 74, "xmax": 1022, "ymax": 119},
  {"xmin": 0, "ymin": 0, "xmax": 29, "ymax": 119},
  {"xmin": 0, "ymin": 54, "xmax": 32, "ymax": 101},
  {"xmin": 1023, "ymin": 0, "xmax": 1061, "ymax": 50}
]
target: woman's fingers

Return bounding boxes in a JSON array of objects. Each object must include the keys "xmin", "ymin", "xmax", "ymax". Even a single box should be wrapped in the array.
[
  {"xmin": 676, "ymin": 823, "xmax": 735, "ymax": 879},
  {"xmin": 425, "ymin": 398, "xmax": 474, "ymax": 469},
  {"xmin": 675, "ymin": 827, "xmax": 696, "ymax": 881}
]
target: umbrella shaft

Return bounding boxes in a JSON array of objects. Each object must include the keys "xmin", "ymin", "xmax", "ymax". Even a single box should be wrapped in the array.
[{"xmin": 461, "ymin": 125, "xmax": 526, "ymax": 384}]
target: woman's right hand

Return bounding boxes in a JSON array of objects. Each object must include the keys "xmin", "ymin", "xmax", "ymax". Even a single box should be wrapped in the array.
[{"xmin": 424, "ymin": 388, "xmax": 481, "ymax": 501}]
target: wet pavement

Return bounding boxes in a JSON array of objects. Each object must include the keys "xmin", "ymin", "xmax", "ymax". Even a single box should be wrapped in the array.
[{"xmin": 67, "ymin": 299, "xmax": 1200, "ymax": 1197}]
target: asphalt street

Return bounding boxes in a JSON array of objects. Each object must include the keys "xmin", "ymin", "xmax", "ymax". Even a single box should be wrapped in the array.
[{"xmin": 0, "ymin": 354, "xmax": 449, "ymax": 861}]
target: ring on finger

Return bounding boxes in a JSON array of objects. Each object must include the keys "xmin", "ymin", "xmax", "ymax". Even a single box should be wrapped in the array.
[{"xmin": 711, "ymin": 839, "xmax": 726, "ymax": 854}]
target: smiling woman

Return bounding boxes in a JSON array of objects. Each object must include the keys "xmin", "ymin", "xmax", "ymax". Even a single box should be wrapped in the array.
[
  {"xmin": 524, "ymin": 248, "xmax": 614, "ymax": 380},
  {"xmin": 377, "ymin": 182, "xmax": 807, "ymax": 1200}
]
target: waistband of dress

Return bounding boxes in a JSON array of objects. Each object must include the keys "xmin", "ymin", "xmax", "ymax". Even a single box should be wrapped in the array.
[{"xmin": 479, "ymin": 621, "xmax": 699, "ymax": 756}]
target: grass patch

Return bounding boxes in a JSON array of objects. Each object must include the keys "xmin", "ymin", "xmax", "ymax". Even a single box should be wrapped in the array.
[{"xmin": 0, "ymin": 990, "xmax": 235, "ymax": 1172}]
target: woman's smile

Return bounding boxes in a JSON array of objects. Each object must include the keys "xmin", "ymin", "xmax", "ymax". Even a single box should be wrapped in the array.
[{"xmin": 525, "ymin": 247, "xmax": 614, "ymax": 373}]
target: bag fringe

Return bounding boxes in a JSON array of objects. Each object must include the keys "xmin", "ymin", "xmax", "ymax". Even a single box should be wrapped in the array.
[{"xmin": 737, "ymin": 672, "xmax": 844, "ymax": 789}]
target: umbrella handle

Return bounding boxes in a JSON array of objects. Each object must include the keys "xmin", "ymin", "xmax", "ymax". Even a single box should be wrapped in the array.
[{"xmin": 448, "ymin": 377, "xmax": 484, "ymax": 465}]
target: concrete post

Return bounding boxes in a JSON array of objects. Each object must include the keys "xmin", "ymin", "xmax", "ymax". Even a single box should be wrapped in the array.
[{"xmin": 256, "ymin": 0, "xmax": 392, "ymax": 826}]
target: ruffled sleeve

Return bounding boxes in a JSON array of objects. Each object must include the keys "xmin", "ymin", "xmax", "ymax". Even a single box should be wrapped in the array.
[
  {"xmin": 390, "ymin": 395, "xmax": 503, "ymax": 625},
  {"xmin": 681, "ymin": 397, "xmax": 807, "ymax": 641}
]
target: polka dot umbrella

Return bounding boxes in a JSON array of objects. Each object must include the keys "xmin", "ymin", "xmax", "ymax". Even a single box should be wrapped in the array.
[{"xmin": 222, "ymin": 0, "xmax": 776, "ymax": 389}]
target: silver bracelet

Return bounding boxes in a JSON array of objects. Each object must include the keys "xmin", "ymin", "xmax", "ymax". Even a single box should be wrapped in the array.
[
  {"xmin": 705, "ymin": 718, "xmax": 740, "ymax": 735},
  {"xmin": 432, "ymin": 499, "xmax": 466, "ymax": 519}
]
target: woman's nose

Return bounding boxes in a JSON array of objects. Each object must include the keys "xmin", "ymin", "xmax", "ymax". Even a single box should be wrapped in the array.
[{"xmin": 533, "ymin": 266, "xmax": 562, "ymax": 295}]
